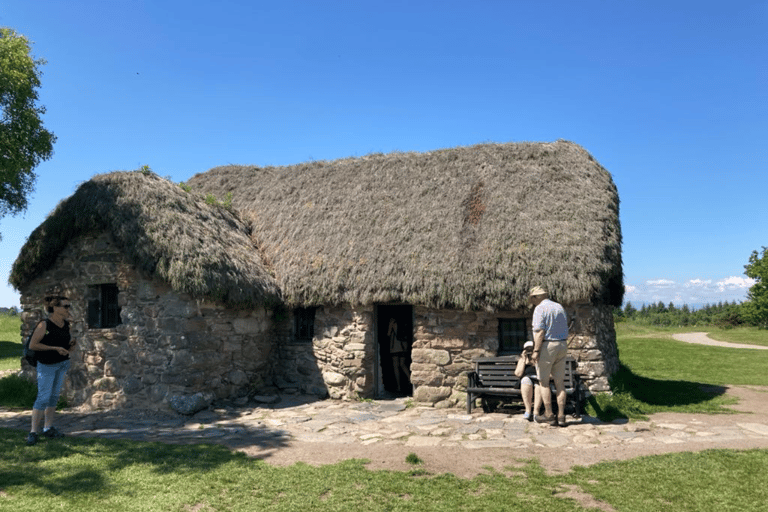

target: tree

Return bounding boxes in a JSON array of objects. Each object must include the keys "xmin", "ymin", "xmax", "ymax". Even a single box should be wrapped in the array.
[
  {"xmin": 0, "ymin": 27, "xmax": 56, "ymax": 221},
  {"xmin": 742, "ymin": 247, "xmax": 768, "ymax": 328}
]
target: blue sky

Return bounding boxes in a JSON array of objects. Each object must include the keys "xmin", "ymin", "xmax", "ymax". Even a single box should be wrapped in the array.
[{"xmin": 1, "ymin": 0, "xmax": 765, "ymax": 309}]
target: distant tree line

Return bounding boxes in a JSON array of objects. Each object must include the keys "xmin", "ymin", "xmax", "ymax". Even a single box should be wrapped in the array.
[
  {"xmin": 614, "ymin": 300, "xmax": 752, "ymax": 328},
  {"xmin": 616, "ymin": 247, "xmax": 767, "ymax": 329}
]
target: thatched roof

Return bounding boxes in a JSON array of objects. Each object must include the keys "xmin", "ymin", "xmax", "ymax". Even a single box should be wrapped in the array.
[
  {"xmin": 10, "ymin": 170, "xmax": 280, "ymax": 308},
  {"xmin": 187, "ymin": 140, "xmax": 623, "ymax": 310}
]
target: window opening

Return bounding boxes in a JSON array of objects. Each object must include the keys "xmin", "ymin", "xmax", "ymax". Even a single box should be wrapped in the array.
[
  {"xmin": 87, "ymin": 284, "xmax": 122, "ymax": 328},
  {"xmin": 498, "ymin": 318, "xmax": 527, "ymax": 354}
]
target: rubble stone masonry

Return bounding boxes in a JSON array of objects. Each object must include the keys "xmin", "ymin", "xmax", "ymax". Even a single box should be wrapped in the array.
[{"xmin": 19, "ymin": 232, "xmax": 618, "ymax": 411}]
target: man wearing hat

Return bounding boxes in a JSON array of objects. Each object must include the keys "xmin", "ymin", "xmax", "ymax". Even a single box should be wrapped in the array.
[{"xmin": 528, "ymin": 286, "xmax": 568, "ymax": 426}]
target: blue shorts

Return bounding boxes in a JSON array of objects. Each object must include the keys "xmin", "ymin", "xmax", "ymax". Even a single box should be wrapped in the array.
[{"xmin": 34, "ymin": 359, "xmax": 70, "ymax": 410}]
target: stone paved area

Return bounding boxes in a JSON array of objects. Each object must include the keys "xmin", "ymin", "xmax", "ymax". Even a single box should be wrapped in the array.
[{"xmin": 3, "ymin": 394, "xmax": 768, "ymax": 454}]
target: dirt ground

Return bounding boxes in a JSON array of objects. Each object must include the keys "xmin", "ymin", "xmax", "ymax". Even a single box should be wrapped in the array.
[{"xmin": 241, "ymin": 385, "xmax": 768, "ymax": 478}]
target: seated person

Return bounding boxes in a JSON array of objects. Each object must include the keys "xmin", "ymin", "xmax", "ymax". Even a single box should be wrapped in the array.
[{"xmin": 515, "ymin": 341, "xmax": 542, "ymax": 421}]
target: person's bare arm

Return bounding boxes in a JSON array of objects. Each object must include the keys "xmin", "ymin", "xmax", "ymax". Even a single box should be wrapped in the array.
[
  {"xmin": 29, "ymin": 322, "xmax": 68, "ymax": 356},
  {"xmin": 514, "ymin": 355, "xmax": 526, "ymax": 378}
]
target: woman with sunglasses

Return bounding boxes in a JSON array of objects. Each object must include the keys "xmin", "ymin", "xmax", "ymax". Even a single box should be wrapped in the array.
[{"xmin": 26, "ymin": 295, "xmax": 77, "ymax": 446}]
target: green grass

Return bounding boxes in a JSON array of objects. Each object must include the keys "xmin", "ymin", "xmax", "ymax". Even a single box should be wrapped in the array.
[
  {"xmin": 1, "ymin": 429, "xmax": 766, "ymax": 511},
  {"xmin": 615, "ymin": 323, "xmax": 768, "ymax": 386},
  {"xmin": 0, "ymin": 313, "xmax": 22, "ymax": 372},
  {"xmin": 0, "ymin": 373, "xmax": 40, "ymax": 409},
  {"xmin": 0, "ymin": 314, "xmax": 66, "ymax": 409},
  {"xmin": 567, "ymin": 449, "xmax": 768, "ymax": 511},
  {"xmin": 705, "ymin": 327, "xmax": 768, "ymax": 347},
  {"xmin": 614, "ymin": 321, "xmax": 768, "ymax": 347},
  {"xmin": 586, "ymin": 323, "xmax": 768, "ymax": 421}
]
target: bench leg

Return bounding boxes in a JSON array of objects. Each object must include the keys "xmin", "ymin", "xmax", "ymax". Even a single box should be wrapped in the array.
[
  {"xmin": 572, "ymin": 386, "xmax": 583, "ymax": 418},
  {"xmin": 467, "ymin": 392, "xmax": 473, "ymax": 414}
]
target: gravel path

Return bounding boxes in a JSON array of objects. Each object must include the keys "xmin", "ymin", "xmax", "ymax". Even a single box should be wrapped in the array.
[{"xmin": 672, "ymin": 332, "xmax": 768, "ymax": 350}]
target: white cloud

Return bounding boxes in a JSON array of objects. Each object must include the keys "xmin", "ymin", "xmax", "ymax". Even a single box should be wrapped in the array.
[
  {"xmin": 624, "ymin": 275, "xmax": 754, "ymax": 307},
  {"xmin": 717, "ymin": 276, "xmax": 755, "ymax": 292},
  {"xmin": 646, "ymin": 279, "xmax": 675, "ymax": 287}
]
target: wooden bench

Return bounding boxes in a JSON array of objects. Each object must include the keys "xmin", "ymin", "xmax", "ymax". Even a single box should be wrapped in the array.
[{"xmin": 466, "ymin": 355, "xmax": 583, "ymax": 416}]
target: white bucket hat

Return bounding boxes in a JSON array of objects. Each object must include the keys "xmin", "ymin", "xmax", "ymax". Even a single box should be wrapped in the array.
[{"xmin": 528, "ymin": 286, "xmax": 547, "ymax": 302}]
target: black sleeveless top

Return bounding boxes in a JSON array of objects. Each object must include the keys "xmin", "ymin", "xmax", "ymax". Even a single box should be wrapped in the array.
[{"xmin": 36, "ymin": 319, "xmax": 72, "ymax": 366}]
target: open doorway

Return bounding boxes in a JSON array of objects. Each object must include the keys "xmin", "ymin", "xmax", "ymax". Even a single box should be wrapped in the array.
[{"xmin": 377, "ymin": 305, "xmax": 413, "ymax": 397}]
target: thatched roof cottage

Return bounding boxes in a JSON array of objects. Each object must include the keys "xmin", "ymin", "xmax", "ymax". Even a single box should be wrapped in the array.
[{"xmin": 12, "ymin": 141, "xmax": 622, "ymax": 411}]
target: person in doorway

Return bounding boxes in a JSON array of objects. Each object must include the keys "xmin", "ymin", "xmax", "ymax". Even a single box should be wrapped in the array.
[
  {"xmin": 387, "ymin": 318, "xmax": 410, "ymax": 394},
  {"xmin": 529, "ymin": 286, "xmax": 568, "ymax": 427},
  {"xmin": 26, "ymin": 294, "xmax": 76, "ymax": 446},
  {"xmin": 514, "ymin": 341, "xmax": 542, "ymax": 421}
]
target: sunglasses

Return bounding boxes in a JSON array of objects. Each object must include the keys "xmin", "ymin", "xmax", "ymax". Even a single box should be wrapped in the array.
[{"xmin": 57, "ymin": 304, "xmax": 71, "ymax": 309}]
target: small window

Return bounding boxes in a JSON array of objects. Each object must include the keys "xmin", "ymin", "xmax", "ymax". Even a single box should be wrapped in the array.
[
  {"xmin": 498, "ymin": 318, "xmax": 527, "ymax": 354},
  {"xmin": 294, "ymin": 307, "xmax": 316, "ymax": 341},
  {"xmin": 87, "ymin": 284, "xmax": 122, "ymax": 328}
]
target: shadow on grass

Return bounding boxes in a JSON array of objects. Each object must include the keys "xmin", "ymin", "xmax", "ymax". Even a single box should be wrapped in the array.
[
  {"xmin": 587, "ymin": 363, "xmax": 731, "ymax": 422},
  {"xmin": 0, "ymin": 430, "xmax": 259, "ymax": 497},
  {"xmin": 0, "ymin": 340, "xmax": 21, "ymax": 358},
  {"xmin": 0, "ymin": 373, "xmax": 67, "ymax": 410}
]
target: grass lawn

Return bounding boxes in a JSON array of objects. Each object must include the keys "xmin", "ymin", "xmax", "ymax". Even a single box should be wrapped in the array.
[
  {"xmin": 1, "ymin": 430, "xmax": 766, "ymax": 512},
  {"xmin": 0, "ymin": 313, "xmax": 22, "ymax": 372},
  {"xmin": 706, "ymin": 327, "xmax": 768, "ymax": 347},
  {"xmin": 614, "ymin": 323, "xmax": 768, "ymax": 386},
  {"xmin": 614, "ymin": 321, "xmax": 768, "ymax": 347},
  {"xmin": 586, "ymin": 323, "xmax": 768, "ymax": 421}
]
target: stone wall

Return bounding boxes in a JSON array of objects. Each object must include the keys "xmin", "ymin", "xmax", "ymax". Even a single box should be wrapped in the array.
[
  {"xmin": 409, "ymin": 304, "xmax": 618, "ymax": 408},
  {"xmin": 270, "ymin": 304, "xmax": 375, "ymax": 400},
  {"xmin": 410, "ymin": 307, "xmax": 505, "ymax": 408},
  {"xmin": 566, "ymin": 303, "xmax": 619, "ymax": 392},
  {"xmin": 19, "ymin": 233, "xmax": 618, "ymax": 411},
  {"xmin": 270, "ymin": 302, "xmax": 618, "ymax": 406},
  {"xmin": 20, "ymin": 232, "xmax": 274, "ymax": 412}
]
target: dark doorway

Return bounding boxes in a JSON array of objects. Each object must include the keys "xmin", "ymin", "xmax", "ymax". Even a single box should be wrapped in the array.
[{"xmin": 377, "ymin": 305, "xmax": 413, "ymax": 397}]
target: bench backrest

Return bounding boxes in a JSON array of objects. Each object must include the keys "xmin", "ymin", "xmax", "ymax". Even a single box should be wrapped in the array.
[
  {"xmin": 473, "ymin": 355, "xmax": 579, "ymax": 389},
  {"xmin": 472, "ymin": 356, "xmax": 520, "ymax": 389}
]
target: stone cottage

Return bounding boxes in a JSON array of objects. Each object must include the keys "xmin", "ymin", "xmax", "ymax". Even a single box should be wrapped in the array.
[{"xmin": 11, "ymin": 141, "xmax": 623, "ymax": 411}]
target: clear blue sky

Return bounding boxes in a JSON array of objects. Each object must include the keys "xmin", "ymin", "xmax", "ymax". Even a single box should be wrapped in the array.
[{"xmin": 1, "ymin": 0, "xmax": 765, "ymax": 309}]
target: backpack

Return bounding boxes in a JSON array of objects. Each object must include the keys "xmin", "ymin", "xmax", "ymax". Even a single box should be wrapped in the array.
[{"xmin": 22, "ymin": 321, "xmax": 44, "ymax": 368}]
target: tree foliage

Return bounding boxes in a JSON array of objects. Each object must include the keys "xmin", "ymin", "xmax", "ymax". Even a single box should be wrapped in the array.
[
  {"xmin": 615, "ymin": 249, "xmax": 768, "ymax": 329},
  {"xmin": 0, "ymin": 27, "xmax": 56, "ymax": 218},
  {"xmin": 742, "ymin": 247, "xmax": 768, "ymax": 328},
  {"xmin": 615, "ymin": 300, "xmax": 746, "ymax": 328}
]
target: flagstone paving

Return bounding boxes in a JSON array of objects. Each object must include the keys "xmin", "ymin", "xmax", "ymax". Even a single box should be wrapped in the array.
[{"xmin": 2, "ymin": 394, "xmax": 768, "ymax": 455}]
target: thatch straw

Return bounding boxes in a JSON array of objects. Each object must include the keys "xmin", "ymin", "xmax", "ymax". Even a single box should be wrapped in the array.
[
  {"xmin": 187, "ymin": 140, "xmax": 623, "ymax": 310},
  {"xmin": 10, "ymin": 171, "xmax": 280, "ymax": 308}
]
